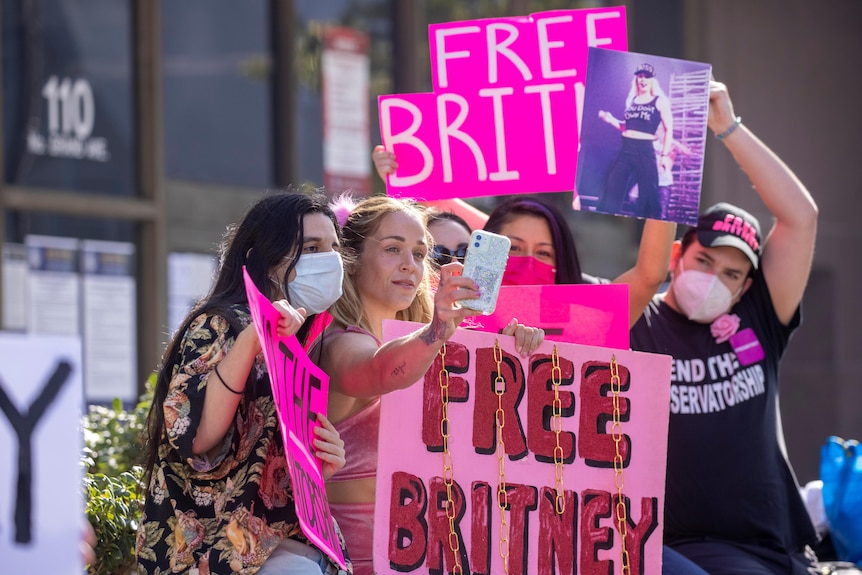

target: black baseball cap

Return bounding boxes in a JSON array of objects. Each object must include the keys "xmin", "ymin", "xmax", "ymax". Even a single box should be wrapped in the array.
[
  {"xmin": 695, "ymin": 202, "xmax": 762, "ymax": 269},
  {"xmin": 634, "ymin": 63, "xmax": 655, "ymax": 78}
]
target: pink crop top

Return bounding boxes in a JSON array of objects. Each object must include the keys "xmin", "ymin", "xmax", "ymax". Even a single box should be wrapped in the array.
[
  {"xmin": 309, "ymin": 325, "xmax": 382, "ymax": 483},
  {"xmin": 330, "ymin": 397, "xmax": 381, "ymax": 482}
]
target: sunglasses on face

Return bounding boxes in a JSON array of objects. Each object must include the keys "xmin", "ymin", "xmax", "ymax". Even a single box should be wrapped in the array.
[{"xmin": 431, "ymin": 244, "xmax": 467, "ymax": 266}]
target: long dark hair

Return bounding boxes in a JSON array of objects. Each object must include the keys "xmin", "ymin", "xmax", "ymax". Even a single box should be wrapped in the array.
[
  {"xmin": 484, "ymin": 197, "xmax": 584, "ymax": 284},
  {"xmin": 141, "ymin": 190, "xmax": 339, "ymax": 485},
  {"xmin": 425, "ymin": 208, "xmax": 472, "ymax": 235}
]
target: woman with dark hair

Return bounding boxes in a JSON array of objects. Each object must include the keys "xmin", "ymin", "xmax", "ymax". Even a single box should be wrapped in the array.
[
  {"xmin": 484, "ymin": 196, "xmax": 675, "ymax": 327},
  {"xmin": 137, "ymin": 191, "xmax": 351, "ymax": 575},
  {"xmin": 425, "ymin": 207, "xmax": 471, "ymax": 268},
  {"xmin": 484, "ymin": 197, "xmax": 584, "ymax": 285}
]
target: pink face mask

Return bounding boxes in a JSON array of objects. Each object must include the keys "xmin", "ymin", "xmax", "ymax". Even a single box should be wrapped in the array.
[{"xmin": 502, "ymin": 256, "xmax": 557, "ymax": 286}]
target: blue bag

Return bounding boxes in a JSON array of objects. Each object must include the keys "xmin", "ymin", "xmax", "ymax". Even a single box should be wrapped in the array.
[{"xmin": 821, "ymin": 436, "xmax": 862, "ymax": 566}]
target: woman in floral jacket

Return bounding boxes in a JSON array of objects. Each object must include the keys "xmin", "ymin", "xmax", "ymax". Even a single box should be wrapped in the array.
[{"xmin": 136, "ymin": 191, "xmax": 351, "ymax": 575}]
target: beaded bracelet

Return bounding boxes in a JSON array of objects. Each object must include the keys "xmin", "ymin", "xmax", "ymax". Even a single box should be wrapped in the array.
[
  {"xmin": 213, "ymin": 364, "xmax": 243, "ymax": 395},
  {"xmin": 716, "ymin": 116, "xmax": 742, "ymax": 141}
]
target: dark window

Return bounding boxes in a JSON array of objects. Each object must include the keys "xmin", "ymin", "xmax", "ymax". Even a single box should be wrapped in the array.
[
  {"xmin": 2, "ymin": 0, "xmax": 134, "ymax": 195},
  {"xmin": 162, "ymin": 0, "xmax": 272, "ymax": 187}
]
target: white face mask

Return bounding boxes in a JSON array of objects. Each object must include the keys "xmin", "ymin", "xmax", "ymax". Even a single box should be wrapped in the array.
[
  {"xmin": 272, "ymin": 251, "xmax": 344, "ymax": 315},
  {"xmin": 672, "ymin": 259, "xmax": 739, "ymax": 323}
]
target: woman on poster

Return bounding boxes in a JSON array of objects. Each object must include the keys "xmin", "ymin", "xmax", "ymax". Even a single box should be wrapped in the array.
[{"xmin": 597, "ymin": 62, "xmax": 674, "ymax": 219}]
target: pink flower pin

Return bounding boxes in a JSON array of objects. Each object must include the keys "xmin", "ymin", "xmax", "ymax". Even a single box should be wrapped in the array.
[{"xmin": 710, "ymin": 313, "xmax": 741, "ymax": 344}]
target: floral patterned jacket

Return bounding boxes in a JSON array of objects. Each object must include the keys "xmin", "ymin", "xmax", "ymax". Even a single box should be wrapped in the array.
[{"xmin": 136, "ymin": 306, "xmax": 351, "ymax": 575}]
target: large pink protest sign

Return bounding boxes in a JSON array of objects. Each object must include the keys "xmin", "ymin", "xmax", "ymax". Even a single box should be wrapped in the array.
[
  {"xmin": 243, "ymin": 268, "xmax": 346, "ymax": 569},
  {"xmin": 379, "ymin": 7, "xmax": 627, "ymax": 200},
  {"xmin": 470, "ymin": 284, "xmax": 629, "ymax": 349},
  {"xmin": 374, "ymin": 320, "xmax": 671, "ymax": 575}
]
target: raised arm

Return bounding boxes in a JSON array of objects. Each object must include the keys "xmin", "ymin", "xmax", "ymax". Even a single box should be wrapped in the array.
[
  {"xmin": 322, "ymin": 265, "xmax": 544, "ymax": 400},
  {"xmin": 323, "ymin": 265, "xmax": 476, "ymax": 398},
  {"xmin": 192, "ymin": 324, "xmax": 262, "ymax": 455},
  {"xmin": 709, "ymin": 81, "xmax": 818, "ymax": 324},
  {"xmin": 323, "ymin": 317, "xmax": 458, "ymax": 399},
  {"xmin": 599, "ymin": 110, "xmax": 625, "ymax": 131},
  {"xmin": 614, "ymin": 218, "xmax": 677, "ymax": 328},
  {"xmin": 193, "ymin": 301, "xmax": 306, "ymax": 455}
]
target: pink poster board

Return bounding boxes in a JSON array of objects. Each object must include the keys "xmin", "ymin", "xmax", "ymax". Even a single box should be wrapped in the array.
[
  {"xmin": 243, "ymin": 268, "xmax": 346, "ymax": 569},
  {"xmin": 374, "ymin": 320, "xmax": 671, "ymax": 575},
  {"xmin": 470, "ymin": 284, "xmax": 629, "ymax": 349},
  {"xmin": 379, "ymin": 7, "xmax": 628, "ymax": 200}
]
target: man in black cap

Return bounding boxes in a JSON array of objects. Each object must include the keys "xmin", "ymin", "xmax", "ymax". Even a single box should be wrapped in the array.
[{"xmin": 631, "ymin": 80, "xmax": 820, "ymax": 574}]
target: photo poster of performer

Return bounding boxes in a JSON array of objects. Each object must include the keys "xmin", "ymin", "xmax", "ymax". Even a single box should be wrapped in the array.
[{"xmin": 575, "ymin": 47, "xmax": 711, "ymax": 226}]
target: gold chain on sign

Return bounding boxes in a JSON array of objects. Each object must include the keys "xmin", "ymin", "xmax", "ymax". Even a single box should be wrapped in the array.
[
  {"xmin": 610, "ymin": 355, "xmax": 630, "ymax": 574},
  {"xmin": 438, "ymin": 343, "xmax": 463, "ymax": 574},
  {"xmin": 493, "ymin": 340, "xmax": 510, "ymax": 574},
  {"xmin": 551, "ymin": 345, "xmax": 566, "ymax": 514}
]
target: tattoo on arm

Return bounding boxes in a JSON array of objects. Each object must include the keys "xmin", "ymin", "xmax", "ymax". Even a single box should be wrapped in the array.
[
  {"xmin": 391, "ymin": 361, "xmax": 406, "ymax": 377},
  {"xmin": 419, "ymin": 315, "xmax": 447, "ymax": 346}
]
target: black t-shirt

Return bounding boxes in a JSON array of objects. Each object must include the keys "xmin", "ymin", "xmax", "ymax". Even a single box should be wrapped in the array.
[
  {"xmin": 630, "ymin": 269, "xmax": 816, "ymax": 553},
  {"xmin": 580, "ymin": 272, "xmax": 610, "ymax": 285},
  {"xmin": 624, "ymin": 96, "xmax": 662, "ymax": 135}
]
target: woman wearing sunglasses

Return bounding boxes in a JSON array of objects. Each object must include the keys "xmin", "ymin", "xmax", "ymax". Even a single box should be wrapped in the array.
[{"xmin": 425, "ymin": 208, "xmax": 471, "ymax": 267}]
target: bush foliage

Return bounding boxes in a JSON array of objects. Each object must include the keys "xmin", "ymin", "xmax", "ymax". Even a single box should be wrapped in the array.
[{"xmin": 82, "ymin": 376, "xmax": 152, "ymax": 575}]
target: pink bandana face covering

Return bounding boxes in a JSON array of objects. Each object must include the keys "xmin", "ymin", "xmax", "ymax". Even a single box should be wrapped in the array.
[{"xmin": 502, "ymin": 256, "xmax": 556, "ymax": 286}]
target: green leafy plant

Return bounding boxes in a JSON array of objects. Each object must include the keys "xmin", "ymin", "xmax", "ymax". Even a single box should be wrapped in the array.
[
  {"xmin": 82, "ymin": 376, "xmax": 153, "ymax": 575},
  {"xmin": 83, "ymin": 396, "xmax": 148, "ymax": 476},
  {"xmin": 83, "ymin": 462, "xmax": 143, "ymax": 575}
]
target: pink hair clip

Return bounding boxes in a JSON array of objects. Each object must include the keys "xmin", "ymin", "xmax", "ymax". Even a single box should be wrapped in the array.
[{"xmin": 330, "ymin": 193, "xmax": 357, "ymax": 227}]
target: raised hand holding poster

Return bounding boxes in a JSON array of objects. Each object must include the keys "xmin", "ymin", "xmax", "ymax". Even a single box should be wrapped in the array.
[{"xmin": 374, "ymin": 320, "xmax": 672, "ymax": 575}]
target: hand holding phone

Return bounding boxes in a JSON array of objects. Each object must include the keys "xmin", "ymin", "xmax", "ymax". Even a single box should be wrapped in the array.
[{"xmin": 460, "ymin": 230, "xmax": 510, "ymax": 315}]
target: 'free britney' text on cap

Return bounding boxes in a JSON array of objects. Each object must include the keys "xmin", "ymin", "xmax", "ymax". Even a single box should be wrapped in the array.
[{"xmin": 695, "ymin": 202, "xmax": 762, "ymax": 269}]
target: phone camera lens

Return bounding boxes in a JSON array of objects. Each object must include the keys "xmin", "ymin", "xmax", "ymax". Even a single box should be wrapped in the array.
[
  {"xmin": 474, "ymin": 242, "xmax": 480, "ymax": 247},
  {"xmin": 476, "ymin": 234, "xmax": 482, "ymax": 240}
]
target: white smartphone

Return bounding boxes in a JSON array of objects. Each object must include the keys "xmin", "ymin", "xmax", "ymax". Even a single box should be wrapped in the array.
[{"xmin": 460, "ymin": 230, "xmax": 511, "ymax": 315}]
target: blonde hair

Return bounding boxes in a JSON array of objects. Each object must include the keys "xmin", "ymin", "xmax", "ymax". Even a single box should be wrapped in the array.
[
  {"xmin": 328, "ymin": 195, "xmax": 435, "ymax": 333},
  {"xmin": 626, "ymin": 74, "xmax": 668, "ymax": 108}
]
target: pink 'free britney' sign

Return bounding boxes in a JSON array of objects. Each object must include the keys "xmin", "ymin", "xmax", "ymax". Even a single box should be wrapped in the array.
[
  {"xmin": 243, "ymin": 268, "xmax": 346, "ymax": 570},
  {"xmin": 374, "ymin": 320, "xmax": 671, "ymax": 575},
  {"xmin": 379, "ymin": 7, "xmax": 628, "ymax": 200}
]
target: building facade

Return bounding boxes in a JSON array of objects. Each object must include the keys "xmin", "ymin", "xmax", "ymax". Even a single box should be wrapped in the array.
[{"xmin": 1, "ymin": 0, "xmax": 858, "ymax": 481}]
